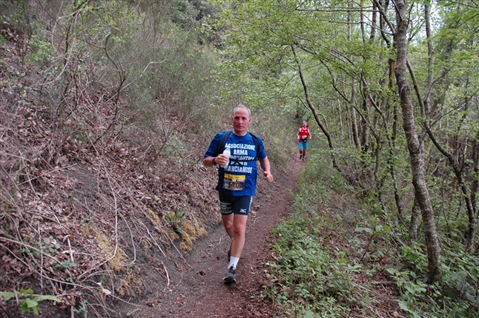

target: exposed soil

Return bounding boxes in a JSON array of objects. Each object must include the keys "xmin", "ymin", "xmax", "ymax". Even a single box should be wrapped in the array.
[{"xmin": 136, "ymin": 161, "xmax": 300, "ymax": 317}]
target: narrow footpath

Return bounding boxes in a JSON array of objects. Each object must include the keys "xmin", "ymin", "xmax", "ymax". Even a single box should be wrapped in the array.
[{"xmin": 140, "ymin": 161, "xmax": 300, "ymax": 317}]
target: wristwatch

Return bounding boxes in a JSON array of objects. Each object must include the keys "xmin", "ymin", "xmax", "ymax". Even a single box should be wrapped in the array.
[{"xmin": 212, "ymin": 157, "xmax": 217, "ymax": 165}]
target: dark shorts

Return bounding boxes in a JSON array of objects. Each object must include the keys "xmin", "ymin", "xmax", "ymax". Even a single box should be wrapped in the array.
[{"xmin": 219, "ymin": 193, "xmax": 253, "ymax": 216}]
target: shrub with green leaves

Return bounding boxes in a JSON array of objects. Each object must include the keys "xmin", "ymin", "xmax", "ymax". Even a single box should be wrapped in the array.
[
  {"xmin": 0, "ymin": 289, "xmax": 61, "ymax": 316},
  {"xmin": 264, "ymin": 212, "xmax": 360, "ymax": 316}
]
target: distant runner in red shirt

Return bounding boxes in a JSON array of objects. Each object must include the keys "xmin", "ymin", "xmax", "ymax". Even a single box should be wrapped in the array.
[{"xmin": 297, "ymin": 121, "xmax": 312, "ymax": 160}]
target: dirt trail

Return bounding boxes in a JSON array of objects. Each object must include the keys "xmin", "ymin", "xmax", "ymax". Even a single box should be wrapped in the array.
[{"xmin": 140, "ymin": 161, "xmax": 300, "ymax": 317}]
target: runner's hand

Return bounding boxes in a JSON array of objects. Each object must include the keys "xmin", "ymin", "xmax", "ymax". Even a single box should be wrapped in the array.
[
  {"xmin": 216, "ymin": 154, "xmax": 229, "ymax": 166},
  {"xmin": 263, "ymin": 171, "xmax": 274, "ymax": 182}
]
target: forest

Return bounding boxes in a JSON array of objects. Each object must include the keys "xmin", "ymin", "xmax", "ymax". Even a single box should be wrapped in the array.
[{"xmin": 0, "ymin": 0, "xmax": 478, "ymax": 317}]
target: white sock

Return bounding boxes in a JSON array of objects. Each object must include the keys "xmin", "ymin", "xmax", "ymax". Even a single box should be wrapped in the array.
[{"xmin": 229, "ymin": 256, "xmax": 239, "ymax": 269}]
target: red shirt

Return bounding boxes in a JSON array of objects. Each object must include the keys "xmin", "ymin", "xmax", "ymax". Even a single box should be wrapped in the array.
[{"xmin": 299, "ymin": 126, "xmax": 309, "ymax": 140}]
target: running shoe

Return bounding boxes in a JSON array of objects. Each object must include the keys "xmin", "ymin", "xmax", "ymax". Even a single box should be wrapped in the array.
[{"xmin": 224, "ymin": 266, "xmax": 236, "ymax": 284}]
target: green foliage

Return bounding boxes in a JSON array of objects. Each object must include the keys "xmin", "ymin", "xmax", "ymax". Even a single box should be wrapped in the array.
[
  {"xmin": 0, "ymin": 289, "xmax": 61, "ymax": 316},
  {"xmin": 58, "ymin": 260, "xmax": 78, "ymax": 270},
  {"xmin": 265, "ymin": 212, "xmax": 357, "ymax": 316},
  {"xmin": 165, "ymin": 210, "xmax": 185, "ymax": 224},
  {"xmin": 384, "ymin": 217, "xmax": 479, "ymax": 317},
  {"xmin": 386, "ymin": 267, "xmax": 430, "ymax": 318},
  {"xmin": 106, "ymin": 5, "xmax": 222, "ymax": 158},
  {"xmin": 4, "ymin": 0, "xmax": 225, "ymax": 164},
  {"xmin": 165, "ymin": 210, "xmax": 186, "ymax": 234},
  {"xmin": 28, "ymin": 33, "xmax": 55, "ymax": 66},
  {"xmin": 127, "ymin": 308, "xmax": 141, "ymax": 316},
  {"xmin": 262, "ymin": 145, "xmax": 479, "ymax": 316},
  {"xmin": 262, "ymin": 157, "xmax": 371, "ymax": 316},
  {"xmin": 73, "ymin": 299, "xmax": 88, "ymax": 316}
]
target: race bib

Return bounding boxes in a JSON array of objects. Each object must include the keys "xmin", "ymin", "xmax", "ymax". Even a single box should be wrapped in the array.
[{"xmin": 223, "ymin": 173, "xmax": 246, "ymax": 191}]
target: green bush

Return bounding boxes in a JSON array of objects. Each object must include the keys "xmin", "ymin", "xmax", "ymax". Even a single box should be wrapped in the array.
[{"xmin": 0, "ymin": 289, "xmax": 61, "ymax": 316}]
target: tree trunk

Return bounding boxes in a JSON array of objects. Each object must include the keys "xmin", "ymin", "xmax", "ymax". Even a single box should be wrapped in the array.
[
  {"xmin": 394, "ymin": 0, "xmax": 442, "ymax": 284},
  {"xmin": 472, "ymin": 135, "xmax": 479, "ymax": 218},
  {"xmin": 360, "ymin": 97, "xmax": 371, "ymax": 153},
  {"xmin": 409, "ymin": 197, "xmax": 420, "ymax": 242}
]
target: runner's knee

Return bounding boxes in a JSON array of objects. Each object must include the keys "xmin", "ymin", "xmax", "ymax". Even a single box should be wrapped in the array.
[{"xmin": 233, "ymin": 224, "xmax": 246, "ymax": 237}]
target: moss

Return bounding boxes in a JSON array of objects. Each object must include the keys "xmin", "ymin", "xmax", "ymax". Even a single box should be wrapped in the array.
[
  {"xmin": 80, "ymin": 223, "xmax": 128, "ymax": 272},
  {"xmin": 140, "ymin": 237, "xmax": 151, "ymax": 251},
  {"xmin": 96, "ymin": 232, "xmax": 128, "ymax": 273},
  {"xmin": 146, "ymin": 208, "xmax": 161, "ymax": 223},
  {"xmin": 179, "ymin": 232, "xmax": 192, "ymax": 252},
  {"xmin": 116, "ymin": 268, "xmax": 144, "ymax": 297},
  {"xmin": 165, "ymin": 227, "xmax": 180, "ymax": 242},
  {"xmin": 196, "ymin": 226, "xmax": 207, "ymax": 238},
  {"xmin": 182, "ymin": 220, "xmax": 196, "ymax": 239}
]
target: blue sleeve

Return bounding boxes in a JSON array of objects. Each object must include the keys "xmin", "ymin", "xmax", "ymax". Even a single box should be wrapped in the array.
[
  {"xmin": 204, "ymin": 132, "xmax": 223, "ymax": 158},
  {"xmin": 257, "ymin": 136, "xmax": 267, "ymax": 160}
]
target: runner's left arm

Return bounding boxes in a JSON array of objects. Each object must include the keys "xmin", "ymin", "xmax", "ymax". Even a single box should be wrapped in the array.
[{"xmin": 259, "ymin": 157, "xmax": 274, "ymax": 182}]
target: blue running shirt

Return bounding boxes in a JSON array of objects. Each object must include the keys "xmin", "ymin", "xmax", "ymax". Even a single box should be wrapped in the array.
[{"xmin": 204, "ymin": 131, "xmax": 267, "ymax": 197}]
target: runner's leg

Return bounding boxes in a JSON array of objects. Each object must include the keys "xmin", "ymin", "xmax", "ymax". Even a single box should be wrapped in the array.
[
  {"xmin": 221, "ymin": 214, "xmax": 234, "ymax": 238},
  {"xmin": 220, "ymin": 195, "xmax": 251, "ymax": 283},
  {"xmin": 230, "ymin": 214, "xmax": 248, "ymax": 258}
]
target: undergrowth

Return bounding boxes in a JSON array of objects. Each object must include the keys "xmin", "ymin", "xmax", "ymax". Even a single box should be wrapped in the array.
[
  {"xmin": 262, "ymin": 149, "xmax": 479, "ymax": 317},
  {"xmin": 263, "ymin": 151, "xmax": 373, "ymax": 317}
]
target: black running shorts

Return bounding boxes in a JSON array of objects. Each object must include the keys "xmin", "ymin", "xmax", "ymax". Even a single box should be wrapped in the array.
[{"xmin": 218, "ymin": 193, "xmax": 253, "ymax": 216}]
